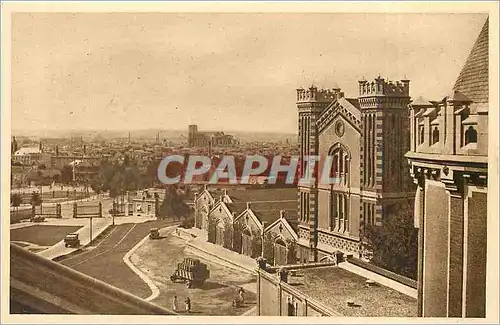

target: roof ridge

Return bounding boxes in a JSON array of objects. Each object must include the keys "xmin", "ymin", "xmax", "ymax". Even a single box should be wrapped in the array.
[{"xmin": 452, "ymin": 17, "xmax": 489, "ymax": 104}]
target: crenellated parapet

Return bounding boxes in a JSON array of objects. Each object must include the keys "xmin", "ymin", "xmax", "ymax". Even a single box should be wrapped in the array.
[
  {"xmin": 358, "ymin": 77, "xmax": 410, "ymax": 98},
  {"xmin": 296, "ymin": 86, "xmax": 344, "ymax": 103}
]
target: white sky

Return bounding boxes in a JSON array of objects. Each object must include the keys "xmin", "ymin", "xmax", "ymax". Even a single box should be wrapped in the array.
[{"xmin": 11, "ymin": 13, "xmax": 488, "ymax": 133}]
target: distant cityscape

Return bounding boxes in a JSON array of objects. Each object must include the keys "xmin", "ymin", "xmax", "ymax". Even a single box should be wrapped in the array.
[{"xmin": 8, "ymin": 12, "xmax": 491, "ymax": 321}]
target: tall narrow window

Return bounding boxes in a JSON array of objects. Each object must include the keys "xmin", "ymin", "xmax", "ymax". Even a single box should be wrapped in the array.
[
  {"xmin": 338, "ymin": 195, "xmax": 344, "ymax": 230},
  {"xmin": 419, "ymin": 126, "xmax": 424, "ymax": 145},
  {"xmin": 330, "ymin": 192, "xmax": 336, "ymax": 229},
  {"xmin": 344, "ymin": 194, "xmax": 349, "ymax": 232},
  {"xmin": 344, "ymin": 156, "xmax": 349, "ymax": 185},
  {"xmin": 432, "ymin": 127, "xmax": 439, "ymax": 145},
  {"xmin": 329, "ymin": 144, "xmax": 350, "ymax": 186},
  {"xmin": 465, "ymin": 126, "xmax": 478, "ymax": 145}
]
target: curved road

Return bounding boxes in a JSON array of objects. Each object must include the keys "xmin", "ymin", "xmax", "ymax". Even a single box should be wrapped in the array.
[{"xmin": 59, "ymin": 219, "xmax": 179, "ymax": 300}]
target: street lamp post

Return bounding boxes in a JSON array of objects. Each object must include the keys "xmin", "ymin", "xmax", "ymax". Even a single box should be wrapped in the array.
[
  {"xmin": 39, "ymin": 185, "xmax": 43, "ymax": 215},
  {"xmin": 89, "ymin": 216, "xmax": 93, "ymax": 246}
]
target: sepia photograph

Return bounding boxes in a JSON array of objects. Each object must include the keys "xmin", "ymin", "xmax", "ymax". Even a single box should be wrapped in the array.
[{"xmin": 1, "ymin": 1, "xmax": 498, "ymax": 324}]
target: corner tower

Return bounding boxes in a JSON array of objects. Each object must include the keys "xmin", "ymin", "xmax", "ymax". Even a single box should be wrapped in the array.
[
  {"xmin": 358, "ymin": 77, "xmax": 413, "ymax": 227},
  {"xmin": 188, "ymin": 124, "xmax": 198, "ymax": 148},
  {"xmin": 296, "ymin": 85, "xmax": 343, "ymax": 262}
]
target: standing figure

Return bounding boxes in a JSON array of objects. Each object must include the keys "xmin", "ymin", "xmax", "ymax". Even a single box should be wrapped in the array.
[
  {"xmin": 172, "ymin": 296, "xmax": 178, "ymax": 312},
  {"xmin": 184, "ymin": 297, "xmax": 191, "ymax": 313},
  {"xmin": 238, "ymin": 287, "xmax": 245, "ymax": 304}
]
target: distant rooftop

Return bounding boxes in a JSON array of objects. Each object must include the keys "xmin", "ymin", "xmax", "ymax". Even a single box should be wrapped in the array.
[
  {"xmin": 227, "ymin": 187, "xmax": 297, "ymax": 203},
  {"xmin": 14, "ymin": 147, "xmax": 41, "ymax": 156}
]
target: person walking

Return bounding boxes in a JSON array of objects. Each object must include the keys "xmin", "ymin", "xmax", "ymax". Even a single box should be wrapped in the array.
[
  {"xmin": 172, "ymin": 296, "xmax": 178, "ymax": 312},
  {"xmin": 184, "ymin": 297, "xmax": 191, "ymax": 314}
]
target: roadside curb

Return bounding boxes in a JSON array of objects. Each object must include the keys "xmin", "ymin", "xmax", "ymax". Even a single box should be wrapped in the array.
[
  {"xmin": 52, "ymin": 225, "xmax": 114, "ymax": 262},
  {"xmin": 123, "ymin": 224, "xmax": 180, "ymax": 302},
  {"xmin": 123, "ymin": 234, "xmax": 161, "ymax": 302},
  {"xmin": 40, "ymin": 219, "xmax": 112, "ymax": 261}
]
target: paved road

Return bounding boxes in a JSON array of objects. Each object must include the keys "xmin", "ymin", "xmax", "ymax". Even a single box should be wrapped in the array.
[{"xmin": 59, "ymin": 219, "xmax": 179, "ymax": 299}]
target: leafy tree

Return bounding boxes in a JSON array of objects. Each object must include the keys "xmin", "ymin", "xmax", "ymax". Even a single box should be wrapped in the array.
[
  {"xmin": 61, "ymin": 165, "xmax": 73, "ymax": 183},
  {"xmin": 30, "ymin": 192, "xmax": 42, "ymax": 206},
  {"xmin": 11, "ymin": 193, "xmax": 22, "ymax": 215},
  {"xmin": 158, "ymin": 185, "xmax": 189, "ymax": 219},
  {"xmin": 363, "ymin": 199, "xmax": 418, "ymax": 280}
]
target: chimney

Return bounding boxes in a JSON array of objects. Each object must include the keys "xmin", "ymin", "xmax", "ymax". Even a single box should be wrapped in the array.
[
  {"xmin": 279, "ymin": 210, "xmax": 286, "ymax": 219},
  {"xmin": 246, "ymin": 202, "xmax": 251, "ymax": 210}
]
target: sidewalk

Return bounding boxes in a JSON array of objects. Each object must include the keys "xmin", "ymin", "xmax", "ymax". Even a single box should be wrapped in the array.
[
  {"xmin": 174, "ymin": 227, "xmax": 258, "ymax": 276},
  {"xmin": 38, "ymin": 217, "xmax": 112, "ymax": 260},
  {"xmin": 37, "ymin": 215, "xmax": 158, "ymax": 260}
]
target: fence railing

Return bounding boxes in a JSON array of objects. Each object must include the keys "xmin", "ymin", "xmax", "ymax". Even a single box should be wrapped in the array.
[{"xmin": 73, "ymin": 202, "xmax": 102, "ymax": 218}]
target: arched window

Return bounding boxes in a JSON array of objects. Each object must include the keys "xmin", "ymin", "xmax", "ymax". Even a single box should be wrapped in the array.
[
  {"xmin": 215, "ymin": 220, "xmax": 225, "ymax": 246},
  {"xmin": 329, "ymin": 143, "xmax": 350, "ymax": 185},
  {"xmin": 465, "ymin": 126, "xmax": 478, "ymax": 145},
  {"xmin": 241, "ymin": 228, "xmax": 252, "ymax": 257},
  {"xmin": 274, "ymin": 238, "xmax": 287, "ymax": 266},
  {"xmin": 432, "ymin": 127, "xmax": 439, "ymax": 145},
  {"xmin": 419, "ymin": 126, "xmax": 425, "ymax": 145}
]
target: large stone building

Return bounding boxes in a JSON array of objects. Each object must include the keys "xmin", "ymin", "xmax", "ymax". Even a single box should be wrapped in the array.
[
  {"xmin": 12, "ymin": 142, "xmax": 50, "ymax": 166},
  {"xmin": 187, "ymin": 124, "xmax": 237, "ymax": 148},
  {"xmin": 406, "ymin": 19, "xmax": 489, "ymax": 317},
  {"xmin": 296, "ymin": 79, "xmax": 415, "ymax": 262}
]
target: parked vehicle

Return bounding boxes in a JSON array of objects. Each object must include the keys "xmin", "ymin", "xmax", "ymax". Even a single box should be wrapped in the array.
[
  {"xmin": 30, "ymin": 215, "xmax": 45, "ymax": 223},
  {"xmin": 170, "ymin": 258, "xmax": 210, "ymax": 288},
  {"xmin": 149, "ymin": 228, "xmax": 160, "ymax": 240},
  {"xmin": 64, "ymin": 233, "xmax": 80, "ymax": 248}
]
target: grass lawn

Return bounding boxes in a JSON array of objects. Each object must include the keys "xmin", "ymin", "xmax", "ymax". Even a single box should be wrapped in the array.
[
  {"xmin": 131, "ymin": 228, "xmax": 257, "ymax": 316},
  {"xmin": 10, "ymin": 225, "xmax": 82, "ymax": 246}
]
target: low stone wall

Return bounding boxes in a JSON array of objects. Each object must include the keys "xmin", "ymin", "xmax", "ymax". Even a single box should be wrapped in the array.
[
  {"xmin": 346, "ymin": 256, "xmax": 417, "ymax": 289},
  {"xmin": 257, "ymin": 268, "xmax": 340, "ymax": 316}
]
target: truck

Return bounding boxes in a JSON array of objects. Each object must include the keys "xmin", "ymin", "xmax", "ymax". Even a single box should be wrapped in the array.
[
  {"xmin": 64, "ymin": 233, "xmax": 80, "ymax": 248},
  {"xmin": 170, "ymin": 258, "xmax": 210, "ymax": 288}
]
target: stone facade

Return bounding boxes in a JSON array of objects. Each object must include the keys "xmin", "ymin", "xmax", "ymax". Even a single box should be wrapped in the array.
[
  {"xmin": 406, "ymin": 18, "xmax": 489, "ymax": 318},
  {"xmin": 187, "ymin": 124, "xmax": 237, "ymax": 148},
  {"xmin": 297, "ymin": 78, "xmax": 415, "ymax": 261}
]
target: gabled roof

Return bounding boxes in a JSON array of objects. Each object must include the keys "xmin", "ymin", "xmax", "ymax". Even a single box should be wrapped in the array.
[
  {"xmin": 452, "ymin": 18, "xmax": 489, "ymax": 104},
  {"xmin": 339, "ymin": 97, "xmax": 361, "ymax": 119},
  {"xmin": 264, "ymin": 215, "xmax": 299, "ymax": 241},
  {"xmin": 227, "ymin": 187, "xmax": 297, "ymax": 203}
]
